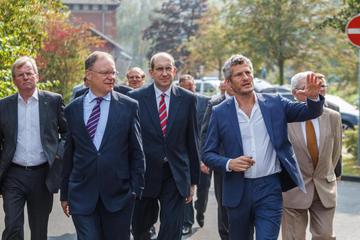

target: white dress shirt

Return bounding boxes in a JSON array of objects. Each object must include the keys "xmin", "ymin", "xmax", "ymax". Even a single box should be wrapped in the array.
[
  {"xmin": 13, "ymin": 89, "xmax": 47, "ymax": 167},
  {"xmin": 301, "ymin": 118, "xmax": 320, "ymax": 148},
  {"xmin": 154, "ymin": 84, "xmax": 172, "ymax": 113},
  {"xmin": 227, "ymin": 95, "xmax": 281, "ymax": 178},
  {"xmin": 83, "ymin": 90, "xmax": 111, "ymax": 150}
]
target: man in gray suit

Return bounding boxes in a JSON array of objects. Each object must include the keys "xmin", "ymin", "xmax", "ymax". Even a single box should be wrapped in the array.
[{"xmin": 0, "ymin": 56, "xmax": 67, "ymax": 240}]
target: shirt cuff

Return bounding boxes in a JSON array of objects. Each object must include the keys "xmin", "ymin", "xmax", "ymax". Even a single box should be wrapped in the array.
[
  {"xmin": 226, "ymin": 159, "xmax": 232, "ymax": 172},
  {"xmin": 307, "ymin": 96, "xmax": 320, "ymax": 101}
]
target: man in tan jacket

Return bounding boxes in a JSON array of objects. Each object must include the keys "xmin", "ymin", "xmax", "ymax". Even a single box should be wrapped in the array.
[{"xmin": 282, "ymin": 71, "xmax": 342, "ymax": 240}]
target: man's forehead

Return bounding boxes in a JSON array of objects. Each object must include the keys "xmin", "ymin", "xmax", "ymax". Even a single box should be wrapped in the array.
[{"xmin": 153, "ymin": 56, "xmax": 173, "ymax": 66}]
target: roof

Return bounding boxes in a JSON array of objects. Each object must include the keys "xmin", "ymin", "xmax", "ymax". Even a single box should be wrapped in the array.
[
  {"xmin": 62, "ymin": 0, "xmax": 121, "ymax": 5},
  {"xmin": 90, "ymin": 28, "xmax": 132, "ymax": 60}
]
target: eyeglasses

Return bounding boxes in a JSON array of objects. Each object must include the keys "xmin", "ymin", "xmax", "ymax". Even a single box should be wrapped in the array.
[
  {"xmin": 89, "ymin": 69, "xmax": 119, "ymax": 77},
  {"xmin": 16, "ymin": 72, "xmax": 36, "ymax": 79},
  {"xmin": 320, "ymin": 84, "xmax": 328, "ymax": 88},
  {"xmin": 128, "ymin": 76, "xmax": 145, "ymax": 80}
]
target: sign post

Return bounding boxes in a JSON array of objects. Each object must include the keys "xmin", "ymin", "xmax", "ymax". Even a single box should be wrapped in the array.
[{"xmin": 346, "ymin": 14, "xmax": 360, "ymax": 165}]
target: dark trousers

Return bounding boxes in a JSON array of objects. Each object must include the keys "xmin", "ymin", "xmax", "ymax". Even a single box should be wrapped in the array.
[
  {"xmin": 72, "ymin": 198, "xmax": 134, "ymax": 240},
  {"xmin": 183, "ymin": 171, "xmax": 212, "ymax": 227},
  {"xmin": 227, "ymin": 174, "xmax": 283, "ymax": 240},
  {"xmin": 213, "ymin": 170, "xmax": 229, "ymax": 240},
  {"xmin": 1, "ymin": 165, "xmax": 53, "ymax": 240},
  {"xmin": 132, "ymin": 163, "xmax": 185, "ymax": 240}
]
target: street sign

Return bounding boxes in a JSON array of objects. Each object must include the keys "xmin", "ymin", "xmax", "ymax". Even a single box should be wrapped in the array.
[{"xmin": 347, "ymin": 14, "xmax": 360, "ymax": 47}]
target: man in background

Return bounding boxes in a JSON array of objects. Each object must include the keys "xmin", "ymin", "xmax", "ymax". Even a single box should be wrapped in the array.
[
  {"xmin": 282, "ymin": 71, "xmax": 342, "ymax": 239},
  {"xmin": 127, "ymin": 67, "xmax": 146, "ymax": 89},
  {"xmin": 178, "ymin": 74, "xmax": 210, "ymax": 235},
  {"xmin": 0, "ymin": 56, "xmax": 67, "ymax": 240}
]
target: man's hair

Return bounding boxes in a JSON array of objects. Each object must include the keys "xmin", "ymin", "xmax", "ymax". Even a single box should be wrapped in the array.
[
  {"xmin": 149, "ymin": 52, "xmax": 175, "ymax": 70},
  {"xmin": 126, "ymin": 67, "xmax": 145, "ymax": 78},
  {"xmin": 179, "ymin": 74, "xmax": 194, "ymax": 84},
  {"xmin": 290, "ymin": 71, "xmax": 312, "ymax": 91},
  {"xmin": 12, "ymin": 56, "xmax": 38, "ymax": 78},
  {"xmin": 85, "ymin": 51, "xmax": 114, "ymax": 70},
  {"xmin": 222, "ymin": 54, "xmax": 253, "ymax": 80}
]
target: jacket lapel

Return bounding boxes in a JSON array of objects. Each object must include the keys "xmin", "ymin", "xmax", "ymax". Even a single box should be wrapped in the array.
[
  {"xmin": 38, "ymin": 91, "xmax": 48, "ymax": 141},
  {"xmin": 166, "ymin": 86, "xmax": 181, "ymax": 136},
  {"xmin": 318, "ymin": 111, "xmax": 328, "ymax": 157},
  {"xmin": 8, "ymin": 94, "xmax": 18, "ymax": 147},
  {"xmin": 99, "ymin": 92, "xmax": 118, "ymax": 150},
  {"xmin": 256, "ymin": 93, "xmax": 275, "ymax": 144},
  {"xmin": 226, "ymin": 97, "xmax": 243, "ymax": 151},
  {"xmin": 143, "ymin": 84, "xmax": 163, "ymax": 137}
]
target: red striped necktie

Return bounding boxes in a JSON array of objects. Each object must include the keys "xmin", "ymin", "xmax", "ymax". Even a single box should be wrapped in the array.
[{"xmin": 159, "ymin": 93, "xmax": 167, "ymax": 137}]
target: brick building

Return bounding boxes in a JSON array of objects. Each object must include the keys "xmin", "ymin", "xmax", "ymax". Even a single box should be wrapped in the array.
[{"xmin": 63, "ymin": 0, "xmax": 132, "ymax": 76}]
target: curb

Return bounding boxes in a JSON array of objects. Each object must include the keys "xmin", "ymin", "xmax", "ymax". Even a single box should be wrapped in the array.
[{"xmin": 342, "ymin": 175, "xmax": 360, "ymax": 182}]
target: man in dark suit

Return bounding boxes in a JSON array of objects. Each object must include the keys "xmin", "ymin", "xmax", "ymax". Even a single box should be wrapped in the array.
[
  {"xmin": 60, "ymin": 51, "xmax": 145, "ymax": 240},
  {"xmin": 129, "ymin": 52, "xmax": 200, "ymax": 240},
  {"xmin": 178, "ymin": 74, "xmax": 210, "ymax": 235},
  {"xmin": 0, "ymin": 56, "xmax": 67, "ymax": 240},
  {"xmin": 203, "ymin": 54, "xmax": 324, "ymax": 239}
]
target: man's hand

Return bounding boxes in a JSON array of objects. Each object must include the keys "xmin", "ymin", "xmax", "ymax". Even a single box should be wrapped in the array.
[
  {"xmin": 228, "ymin": 156, "xmax": 255, "ymax": 172},
  {"xmin": 298, "ymin": 72, "xmax": 321, "ymax": 100},
  {"xmin": 61, "ymin": 201, "xmax": 71, "ymax": 217},
  {"xmin": 200, "ymin": 162, "xmax": 210, "ymax": 175},
  {"xmin": 185, "ymin": 185, "xmax": 195, "ymax": 204}
]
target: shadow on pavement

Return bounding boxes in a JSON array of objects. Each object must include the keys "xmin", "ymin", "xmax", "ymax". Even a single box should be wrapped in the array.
[{"xmin": 48, "ymin": 233, "xmax": 77, "ymax": 240}]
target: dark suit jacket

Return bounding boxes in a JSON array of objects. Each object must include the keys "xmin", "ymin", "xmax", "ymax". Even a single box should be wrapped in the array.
[
  {"xmin": 0, "ymin": 90, "xmax": 67, "ymax": 193},
  {"xmin": 60, "ymin": 91, "xmax": 145, "ymax": 215},
  {"xmin": 127, "ymin": 84, "xmax": 200, "ymax": 198},
  {"xmin": 73, "ymin": 84, "xmax": 132, "ymax": 99},
  {"xmin": 203, "ymin": 93, "xmax": 324, "ymax": 207},
  {"xmin": 195, "ymin": 94, "xmax": 210, "ymax": 133}
]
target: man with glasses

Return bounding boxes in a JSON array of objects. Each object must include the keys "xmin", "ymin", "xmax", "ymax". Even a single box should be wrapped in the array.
[
  {"xmin": 0, "ymin": 56, "xmax": 67, "ymax": 240},
  {"xmin": 60, "ymin": 51, "xmax": 145, "ymax": 240},
  {"xmin": 127, "ymin": 67, "xmax": 146, "ymax": 89},
  {"xmin": 129, "ymin": 52, "xmax": 200, "ymax": 240}
]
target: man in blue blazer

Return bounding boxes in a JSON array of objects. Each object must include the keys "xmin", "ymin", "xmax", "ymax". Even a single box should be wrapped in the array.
[
  {"xmin": 60, "ymin": 51, "xmax": 145, "ymax": 240},
  {"xmin": 203, "ymin": 54, "xmax": 324, "ymax": 240},
  {"xmin": 129, "ymin": 52, "xmax": 200, "ymax": 240}
]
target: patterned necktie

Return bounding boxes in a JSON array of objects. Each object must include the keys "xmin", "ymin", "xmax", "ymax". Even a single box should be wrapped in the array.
[
  {"xmin": 305, "ymin": 120, "xmax": 319, "ymax": 168},
  {"xmin": 159, "ymin": 93, "xmax": 167, "ymax": 137},
  {"xmin": 86, "ymin": 97, "xmax": 103, "ymax": 140}
]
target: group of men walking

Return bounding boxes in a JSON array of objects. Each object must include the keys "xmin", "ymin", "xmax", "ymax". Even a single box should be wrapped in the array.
[{"xmin": 0, "ymin": 50, "xmax": 341, "ymax": 240}]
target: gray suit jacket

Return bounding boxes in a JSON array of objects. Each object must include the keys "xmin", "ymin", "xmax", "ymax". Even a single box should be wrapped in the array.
[{"xmin": 0, "ymin": 90, "xmax": 67, "ymax": 193}]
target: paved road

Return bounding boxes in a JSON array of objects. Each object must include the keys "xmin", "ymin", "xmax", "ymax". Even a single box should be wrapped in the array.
[{"xmin": 0, "ymin": 180, "xmax": 359, "ymax": 239}]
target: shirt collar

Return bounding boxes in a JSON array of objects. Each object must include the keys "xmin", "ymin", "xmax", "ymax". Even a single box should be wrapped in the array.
[
  {"xmin": 86, "ymin": 89, "xmax": 111, "ymax": 104},
  {"xmin": 154, "ymin": 83, "xmax": 172, "ymax": 98},
  {"xmin": 18, "ymin": 89, "xmax": 39, "ymax": 102},
  {"xmin": 233, "ymin": 93, "xmax": 259, "ymax": 117}
]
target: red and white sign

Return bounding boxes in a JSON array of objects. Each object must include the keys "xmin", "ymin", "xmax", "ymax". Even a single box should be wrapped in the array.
[{"xmin": 347, "ymin": 15, "xmax": 360, "ymax": 47}]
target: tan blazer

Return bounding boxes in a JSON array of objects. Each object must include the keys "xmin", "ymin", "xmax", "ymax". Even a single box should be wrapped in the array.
[{"xmin": 283, "ymin": 108, "xmax": 342, "ymax": 209}]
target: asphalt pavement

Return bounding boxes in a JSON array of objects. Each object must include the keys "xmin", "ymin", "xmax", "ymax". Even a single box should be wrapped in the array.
[{"xmin": 0, "ymin": 180, "xmax": 359, "ymax": 239}]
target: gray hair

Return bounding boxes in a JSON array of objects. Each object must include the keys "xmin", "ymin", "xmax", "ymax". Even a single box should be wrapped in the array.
[
  {"xmin": 149, "ymin": 52, "xmax": 175, "ymax": 70},
  {"xmin": 222, "ymin": 54, "xmax": 253, "ymax": 80},
  {"xmin": 85, "ymin": 51, "xmax": 114, "ymax": 70},
  {"xmin": 290, "ymin": 71, "xmax": 312, "ymax": 91},
  {"xmin": 126, "ymin": 67, "xmax": 145, "ymax": 78},
  {"xmin": 179, "ymin": 74, "xmax": 194, "ymax": 84},
  {"xmin": 12, "ymin": 56, "xmax": 38, "ymax": 78}
]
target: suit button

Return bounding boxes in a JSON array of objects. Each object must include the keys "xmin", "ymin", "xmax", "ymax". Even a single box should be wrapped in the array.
[{"xmin": 163, "ymin": 157, "xmax": 168, "ymax": 162}]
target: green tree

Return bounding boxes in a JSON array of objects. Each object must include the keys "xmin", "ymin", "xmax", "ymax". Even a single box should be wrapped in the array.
[
  {"xmin": 0, "ymin": 0, "xmax": 63, "ymax": 97},
  {"xmin": 225, "ymin": 0, "xmax": 332, "ymax": 84},
  {"xmin": 143, "ymin": 0, "xmax": 208, "ymax": 66},
  {"xmin": 184, "ymin": 7, "xmax": 235, "ymax": 79}
]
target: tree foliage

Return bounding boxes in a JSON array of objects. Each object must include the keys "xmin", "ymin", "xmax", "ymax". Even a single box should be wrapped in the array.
[
  {"xmin": 225, "ymin": 0, "xmax": 332, "ymax": 84},
  {"xmin": 183, "ymin": 7, "xmax": 235, "ymax": 78},
  {"xmin": 36, "ymin": 11, "xmax": 105, "ymax": 100},
  {"xmin": 143, "ymin": 0, "xmax": 208, "ymax": 66}
]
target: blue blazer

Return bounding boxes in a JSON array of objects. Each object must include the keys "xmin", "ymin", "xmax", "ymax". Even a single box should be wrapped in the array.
[
  {"xmin": 203, "ymin": 93, "xmax": 324, "ymax": 207},
  {"xmin": 128, "ymin": 84, "xmax": 200, "ymax": 198},
  {"xmin": 60, "ymin": 91, "xmax": 145, "ymax": 215}
]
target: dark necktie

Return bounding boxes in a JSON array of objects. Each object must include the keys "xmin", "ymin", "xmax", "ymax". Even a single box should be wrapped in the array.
[
  {"xmin": 159, "ymin": 93, "xmax": 167, "ymax": 137},
  {"xmin": 306, "ymin": 120, "xmax": 319, "ymax": 168},
  {"xmin": 86, "ymin": 97, "xmax": 103, "ymax": 140}
]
